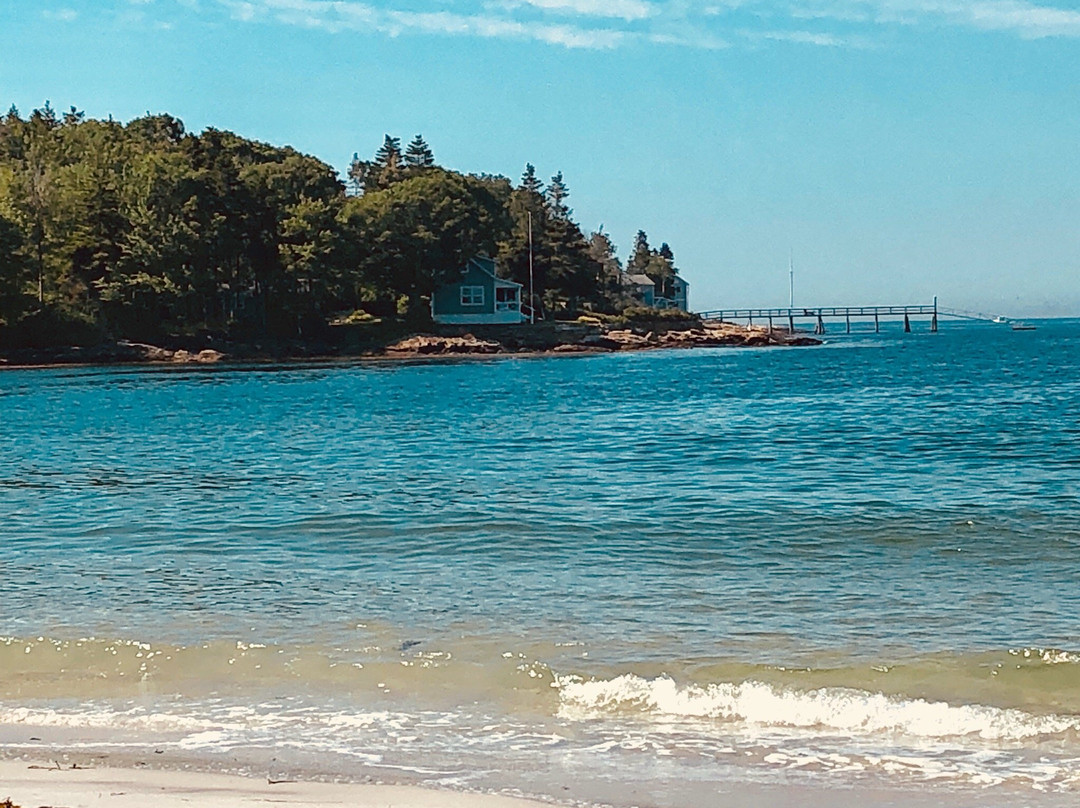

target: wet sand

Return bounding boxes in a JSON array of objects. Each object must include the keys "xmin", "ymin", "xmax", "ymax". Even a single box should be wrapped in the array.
[{"xmin": 0, "ymin": 760, "xmax": 546, "ymax": 808}]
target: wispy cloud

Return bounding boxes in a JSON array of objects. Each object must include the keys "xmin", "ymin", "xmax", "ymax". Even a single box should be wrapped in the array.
[
  {"xmin": 216, "ymin": 0, "xmax": 626, "ymax": 46},
  {"xmin": 790, "ymin": 1, "xmax": 1080, "ymax": 39},
  {"xmin": 43, "ymin": 8, "xmax": 79, "ymax": 22},
  {"xmin": 512, "ymin": 0, "xmax": 656, "ymax": 22},
  {"xmin": 196, "ymin": 0, "xmax": 1080, "ymax": 49}
]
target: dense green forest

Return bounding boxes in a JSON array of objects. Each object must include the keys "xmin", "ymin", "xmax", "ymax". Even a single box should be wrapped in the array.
[{"xmin": 0, "ymin": 103, "xmax": 682, "ymax": 347}]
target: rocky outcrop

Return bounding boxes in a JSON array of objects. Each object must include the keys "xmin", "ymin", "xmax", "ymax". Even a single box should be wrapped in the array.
[
  {"xmin": 595, "ymin": 323, "xmax": 819, "ymax": 350},
  {"xmin": 384, "ymin": 334, "xmax": 502, "ymax": 355},
  {"xmin": 381, "ymin": 323, "xmax": 819, "ymax": 358},
  {"xmin": 170, "ymin": 348, "xmax": 225, "ymax": 363}
]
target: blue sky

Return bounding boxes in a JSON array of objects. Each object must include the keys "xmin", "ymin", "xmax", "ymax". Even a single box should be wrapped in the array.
[{"xmin": 2, "ymin": 0, "xmax": 1078, "ymax": 315}]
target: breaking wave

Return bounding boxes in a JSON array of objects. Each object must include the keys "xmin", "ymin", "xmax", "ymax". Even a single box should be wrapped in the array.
[{"xmin": 556, "ymin": 673, "xmax": 1080, "ymax": 741}]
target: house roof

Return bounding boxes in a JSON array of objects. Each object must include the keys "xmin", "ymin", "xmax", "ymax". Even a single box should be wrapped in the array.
[
  {"xmin": 624, "ymin": 273, "xmax": 654, "ymax": 287},
  {"xmin": 468, "ymin": 256, "xmax": 522, "ymax": 288}
]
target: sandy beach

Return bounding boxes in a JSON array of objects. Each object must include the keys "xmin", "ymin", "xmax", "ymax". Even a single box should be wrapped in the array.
[
  {"xmin": 0, "ymin": 761, "xmax": 547, "ymax": 808},
  {"xmin": 6, "ymin": 758, "xmax": 1075, "ymax": 808}
]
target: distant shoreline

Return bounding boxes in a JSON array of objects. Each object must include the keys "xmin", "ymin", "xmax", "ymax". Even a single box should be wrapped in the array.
[{"xmin": 0, "ymin": 321, "xmax": 821, "ymax": 370}]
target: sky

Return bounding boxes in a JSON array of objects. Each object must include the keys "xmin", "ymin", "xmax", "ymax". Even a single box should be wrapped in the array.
[{"xmin": 2, "ymin": 0, "xmax": 1078, "ymax": 316}]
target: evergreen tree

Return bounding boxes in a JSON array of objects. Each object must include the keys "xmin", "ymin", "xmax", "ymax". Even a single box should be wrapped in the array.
[
  {"xmin": 546, "ymin": 171, "xmax": 570, "ymax": 220},
  {"xmin": 372, "ymin": 135, "xmax": 402, "ymax": 189},
  {"xmin": 545, "ymin": 214, "xmax": 601, "ymax": 313},
  {"xmin": 498, "ymin": 166, "xmax": 549, "ymax": 317},
  {"xmin": 62, "ymin": 106, "xmax": 85, "ymax": 127},
  {"xmin": 520, "ymin": 163, "xmax": 543, "ymax": 196},
  {"xmin": 656, "ymin": 242, "xmax": 677, "ymax": 297},
  {"xmin": 30, "ymin": 101, "xmax": 58, "ymax": 131},
  {"xmin": 0, "ymin": 213, "xmax": 30, "ymax": 316},
  {"xmin": 627, "ymin": 230, "xmax": 651, "ymax": 277},
  {"xmin": 404, "ymin": 134, "xmax": 435, "ymax": 172},
  {"xmin": 587, "ymin": 228, "xmax": 623, "ymax": 310}
]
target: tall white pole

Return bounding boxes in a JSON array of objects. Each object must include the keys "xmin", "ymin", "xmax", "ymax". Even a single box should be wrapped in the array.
[
  {"xmin": 789, "ymin": 249, "xmax": 794, "ymax": 309},
  {"xmin": 528, "ymin": 211, "xmax": 535, "ymax": 324}
]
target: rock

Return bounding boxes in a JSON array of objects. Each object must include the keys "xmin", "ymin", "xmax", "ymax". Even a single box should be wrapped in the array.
[
  {"xmin": 581, "ymin": 334, "xmax": 620, "ymax": 350},
  {"xmin": 604, "ymin": 330, "xmax": 653, "ymax": 348},
  {"xmin": 385, "ymin": 334, "xmax": 503, "ymax": 355},
  {"xmin": 117, "ymin": 341, "xmax": 174, "ymax": 361}
]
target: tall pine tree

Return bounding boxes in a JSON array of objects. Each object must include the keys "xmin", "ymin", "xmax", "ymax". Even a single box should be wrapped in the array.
[
  {"xmin": 372, "ymin": 135, "xmax": 403, "ymax": 189},
  {"xmin": 546, "ymin": 171, "xmax": 571, "ymax": 220},
  {"xmin": 520, "ymin": 163, "xmax": 543, "ymax": 196},
  {"xmin": 404, "ymin": 134, "xmax": 435, "ymax": 172},
  {"xmin": 627, "ymin": 230, "xmax": 651, "ymax": 277}
]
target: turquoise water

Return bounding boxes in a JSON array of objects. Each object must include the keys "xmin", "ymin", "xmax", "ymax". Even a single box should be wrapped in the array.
[{"xmin": 2, "ymin": 320, "xmax": 1080, "ymax": 805}]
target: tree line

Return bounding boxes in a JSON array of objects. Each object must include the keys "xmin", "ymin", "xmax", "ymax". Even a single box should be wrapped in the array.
[{"xmin": 0, "ymin": 104, "xmax": 682, "ymax": 346}]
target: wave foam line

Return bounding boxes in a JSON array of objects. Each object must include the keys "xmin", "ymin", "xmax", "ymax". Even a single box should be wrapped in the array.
[{"xmin": 555, "ymin": 674, "xmax": 1080, "ymax": 741}]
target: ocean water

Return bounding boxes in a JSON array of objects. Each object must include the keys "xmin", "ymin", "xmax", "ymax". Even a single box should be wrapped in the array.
[{"xmin": 1, "ymin": 319, "xmax": 1079, "ymax": 806}]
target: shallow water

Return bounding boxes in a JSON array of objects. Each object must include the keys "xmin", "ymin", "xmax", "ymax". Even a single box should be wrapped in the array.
[{"xmin": 2, "ymin": 320, "xmax": 1079, "ymax": 805}]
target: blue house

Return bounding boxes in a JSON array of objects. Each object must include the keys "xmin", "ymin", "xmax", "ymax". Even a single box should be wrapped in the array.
[{"xmin": 431, "ymin": 257, "xmax": 525, "ymax": 325}]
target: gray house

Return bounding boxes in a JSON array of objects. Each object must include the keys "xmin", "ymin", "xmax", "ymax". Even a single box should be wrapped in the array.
[
  {"xmin": 431, "ymin": 257, "xmax": 525, "ymax": 325},
  {"xmin": 664, "ymin": 276, "xmax": 690, "ymax": 311},
  {"xmin": 623, "ymin": 273, "xmax": 657, "ymax": 306},
  {"xmin": 622, "ymin": 272, "xmax": 690, "ymax": 311}
]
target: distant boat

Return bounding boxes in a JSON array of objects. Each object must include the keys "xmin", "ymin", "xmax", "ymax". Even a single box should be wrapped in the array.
[
  {"xmin": 1011, "ymin": 322, "xmax": 1036, "ymax": 331},
  {"xmin": 992, "ymin": 316, "xmax": 1008, "ymax": 324}
]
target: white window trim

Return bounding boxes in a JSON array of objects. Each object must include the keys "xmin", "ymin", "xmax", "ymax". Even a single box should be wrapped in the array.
[
  {"xmin": 461, "ymin": 285, "xmax": 485, "ymax": 306},
  {"xmin": 494, "ymin": 286, "xmax": 519, "ymax": 311}
]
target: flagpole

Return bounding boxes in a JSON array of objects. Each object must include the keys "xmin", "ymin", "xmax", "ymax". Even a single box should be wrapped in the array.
[{"xmin": 528, "ymin": 211, "xmax": 535, "ymax": 324}]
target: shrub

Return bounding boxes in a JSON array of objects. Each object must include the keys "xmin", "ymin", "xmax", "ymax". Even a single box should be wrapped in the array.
[
  {"xmin": 329, "ymin": 309, "xmax": 378, "ymax": 325},
  {"xmin": 0, "ymin": 305, "xmax": 104, "ymax": 349},
  {"xmin": 620, "ymin": 305, "xmax": 700, "ymax": 324}
]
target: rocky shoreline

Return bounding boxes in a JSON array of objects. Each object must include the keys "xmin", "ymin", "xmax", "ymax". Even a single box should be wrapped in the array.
[
  {"xmin": 383, "ymin": 321, "xmax": 819, "ymax": 357},
  {"xmin": 0, "ymin": 321, "xmax": 819, "ymax": 369}
]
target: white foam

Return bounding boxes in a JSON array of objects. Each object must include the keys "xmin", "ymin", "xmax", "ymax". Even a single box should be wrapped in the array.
[
  {"xmin": 555, "ymin": 674, "xmax": 1080, "ymax": 741},
  {"xmin": 0, "ymin": 706, "xmax": 225, "ymax": 733}
]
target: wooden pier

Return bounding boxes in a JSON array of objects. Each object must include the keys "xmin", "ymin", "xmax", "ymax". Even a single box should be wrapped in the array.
[{"xmin": 694, "ymin": 299, "xmax": 995, "ymax": 334}]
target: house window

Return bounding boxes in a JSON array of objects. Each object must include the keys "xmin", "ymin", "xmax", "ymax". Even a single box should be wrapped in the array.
[
  {"xmin": 461, "ymin": 286, "xmax": 484, "ymax": 306},
  {"xmin": 495, "ymin": 286, "xmax": 519, "ymax": 311}
]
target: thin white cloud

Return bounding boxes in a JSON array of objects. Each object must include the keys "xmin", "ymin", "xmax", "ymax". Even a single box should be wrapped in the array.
[
  {"xmin": 43, "ymin": 8, "xmax": 79, "ymax": 21},
  {"xmin": 515, "ymin": 0, "xmax": 656, "ymax": 22},
  {"xmin": 217, "ymin": 0, "xmax": 625, "ymax": 47},
  {"xmin": 944, "ymin": 0, "xmax": 1080, "ymax": 38},
  {"xmin": 748, "ymin": 28, "xmax": 860, "ymax": 46},
  {"xmin": 787, "ymin": 1, "xmax": 1080, "ymax": 38},
  {"xmin": 205, "ymin": 0, "xmax": 1080, "ymax": 49}
]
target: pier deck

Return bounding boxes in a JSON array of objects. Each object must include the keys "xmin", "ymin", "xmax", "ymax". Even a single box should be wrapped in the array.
[{"xmin": 694, "ymin": 300, "xmax": 999, "ymax": 334}]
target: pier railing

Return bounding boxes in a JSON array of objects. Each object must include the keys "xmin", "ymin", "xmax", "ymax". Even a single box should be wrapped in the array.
[
  {"xmin": 692, "ymin": 301, "xmax": 1002, "ymax": 334},
  {"xmin": 696, "ymin": 302, "xmax": 1015, "ymax": 333}
]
